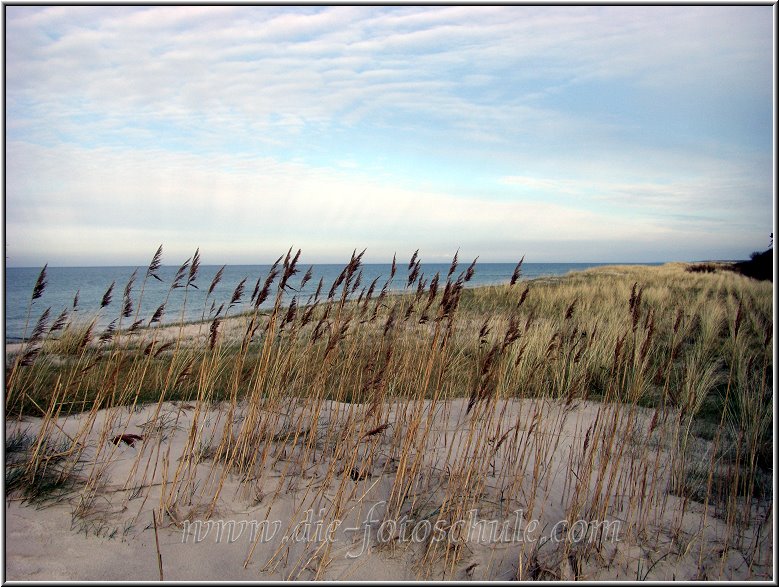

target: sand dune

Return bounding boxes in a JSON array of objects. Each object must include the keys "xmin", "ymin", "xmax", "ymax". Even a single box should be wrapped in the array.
[{"xmin": 5, "ymin": 396, "xmax": 772, "ymax": 581}]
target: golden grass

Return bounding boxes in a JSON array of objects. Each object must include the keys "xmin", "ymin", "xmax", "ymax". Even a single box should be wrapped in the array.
[{"xmin": 5, "ymin": 248, "xmax": 773, "ymax": 580}]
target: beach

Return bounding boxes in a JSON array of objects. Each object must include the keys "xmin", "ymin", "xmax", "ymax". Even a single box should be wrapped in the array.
[
  {"xmin": 5, "ymin": 261, "xmax": 773, "ymax": 581},
  {"xmin": 6, "ymin": 395, "xmax": 771, "ymax": 581}
]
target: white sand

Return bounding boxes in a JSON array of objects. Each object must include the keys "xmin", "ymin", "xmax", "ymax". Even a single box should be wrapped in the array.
[{"xmin": 4, "ymin": 397, "xmax": 773, "ymax": 581}]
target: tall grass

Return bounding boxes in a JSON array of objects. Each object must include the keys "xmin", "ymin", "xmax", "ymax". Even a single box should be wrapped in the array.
[{"xmin": 5, "ymin": 250, "xmax": 773, "ymax": 580}]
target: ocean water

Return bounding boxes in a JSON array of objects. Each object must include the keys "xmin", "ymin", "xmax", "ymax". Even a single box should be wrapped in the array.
[{"xmin": 4, "ymin": 262, "xmax": 658, "ymax": 342}]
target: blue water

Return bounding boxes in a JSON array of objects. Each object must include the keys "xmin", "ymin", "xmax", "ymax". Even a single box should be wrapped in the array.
[{"xmin": 4, "ymin": 262, "xmax": 658, "ymax": 342}]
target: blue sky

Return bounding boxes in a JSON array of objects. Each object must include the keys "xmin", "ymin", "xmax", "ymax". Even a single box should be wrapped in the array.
[{"xmin": 4, "ymin": 5, "xmax": 774, "ymax": 266}]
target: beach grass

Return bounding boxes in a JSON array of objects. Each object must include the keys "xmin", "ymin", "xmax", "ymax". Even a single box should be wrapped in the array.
[{"xmin": 5, "ymin": 246, "xmax": 773, "ymax": 580}]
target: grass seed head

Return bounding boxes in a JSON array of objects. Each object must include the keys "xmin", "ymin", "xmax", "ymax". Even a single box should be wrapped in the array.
[
  {"xmin": 208, "ymin": 265, "xmax": 226, "ymax": 299},
  {"xmin": 101, "ymin": 281, "xmax": 115, "ymax": 308},
  {"xmin": 510, "ymin": 255, "xmax": 524, "ymax": 286},
  {"xmin": 30, "ymin": 308, "xmax": 51, "ymax": 342},
  {"xmin": 147, "ymin": 245, "xmax": 164, "ymax": 282},
  {"xmin": 32, "ymin": 264, "xmax": 48, "ymax": 301},
  {"xmin": 188, "ymin": 248, "xmax": 201, "ymax": 288}
]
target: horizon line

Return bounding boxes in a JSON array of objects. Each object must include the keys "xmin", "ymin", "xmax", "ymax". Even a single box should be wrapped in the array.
[{"xmin": 4, "ymin": 259, "xmax": 745, "ymax": 270}]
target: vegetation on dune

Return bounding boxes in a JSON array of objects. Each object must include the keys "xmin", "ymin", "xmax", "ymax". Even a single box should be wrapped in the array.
[
  {"xmin": 687, "ymin": 233, "xmax": 773, "ymax": 282},
  {"xmin": 5, "ymin": 245, "xmax": 773, "ymax": 580}
]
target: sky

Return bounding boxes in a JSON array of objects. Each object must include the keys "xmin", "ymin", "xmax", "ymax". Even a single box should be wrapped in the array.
[{"xmin": 4, "ymin": 5, "xmax": 775, "ymax": 267}]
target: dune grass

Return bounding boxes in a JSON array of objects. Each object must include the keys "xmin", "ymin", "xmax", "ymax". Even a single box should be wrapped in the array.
[{"xmin": 5, "ymin": 246, "xmax": 773, "ymax": 580}]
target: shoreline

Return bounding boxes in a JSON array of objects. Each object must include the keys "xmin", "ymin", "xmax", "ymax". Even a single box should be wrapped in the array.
[
  {"xmin": 4, "ymin": 261, "xmax": 673, "ymax": 349},
  {"xmin": 4, "ymin": 261, "xmax": 671, "ymax": 341}
]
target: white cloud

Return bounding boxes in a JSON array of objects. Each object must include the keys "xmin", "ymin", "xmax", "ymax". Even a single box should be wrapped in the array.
[
  {"xmin": 6, "ymin": 142, "xmax": 686, "ymax": 266},
  {"xmin": 4, "ymin": 6, "xmax": 773, "ymax": 265},
  {"xmin": 7, "ymin": 6, "xmax": 768, "ymax": 137},
  {"xmin": 501, "ymin": 168, "xmax": 768, "ymax": 219}
]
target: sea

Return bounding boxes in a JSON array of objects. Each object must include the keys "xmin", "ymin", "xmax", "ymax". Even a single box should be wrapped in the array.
[{"xmin": 4, "ymin": 262, "xmax": 660, "ymax": 343}]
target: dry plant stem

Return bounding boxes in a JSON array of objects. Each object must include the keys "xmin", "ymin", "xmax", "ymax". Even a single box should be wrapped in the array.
[
  {"xmin": 206, "ymin": 291, "xmax": 282, "ymax": 516},
  {"xmin": 153, "ymin": 509, "xmax": 164, "ymax": 581}
]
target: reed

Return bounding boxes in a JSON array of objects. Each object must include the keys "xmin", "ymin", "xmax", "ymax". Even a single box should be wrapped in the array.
[{"xmin": 5, "ymin": 248, "xmax": 772, "ymax": 580}]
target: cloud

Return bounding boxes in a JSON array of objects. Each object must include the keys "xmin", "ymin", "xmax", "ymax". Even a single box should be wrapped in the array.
[
  {"xmin": 4, "ymin": 6, "xmax": 773, "ymax": 265},
  {"xmin": 6, "ymin": 141, "xmax": 688, "ymax": 266},
  {"xmin": 7, "ymin": 6, "xmax": 770, "ymax": 143},
  {"xmin": 500, "ymin": 165, "xmax": 769, "ymax": 223}
]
